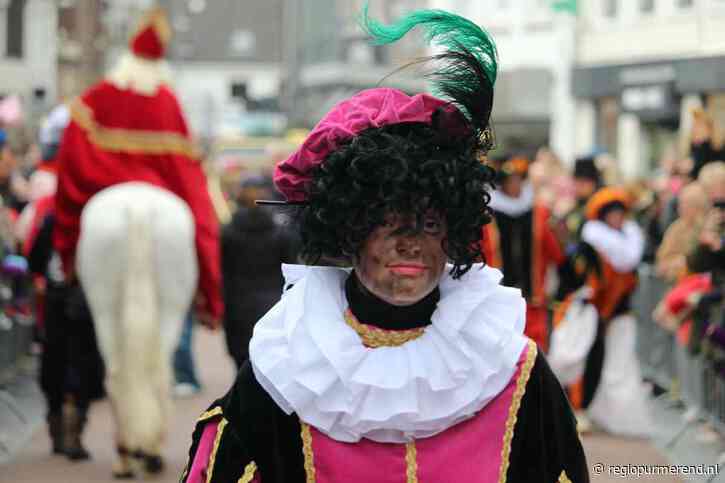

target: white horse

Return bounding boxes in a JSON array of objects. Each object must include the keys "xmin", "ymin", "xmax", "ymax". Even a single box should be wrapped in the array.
[{"xmin": 77, "ymin": 181, "xmax": 198, "ymax": 478}]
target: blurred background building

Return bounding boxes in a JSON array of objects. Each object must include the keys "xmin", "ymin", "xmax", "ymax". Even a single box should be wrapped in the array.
[
  {"xmin": 574, "ymin": 0, "xmax": 725, "ymax": 178},
  {"xmin": 433, "ymin": 0, "xmax": 577, "ymax": 161},
  {"xmin": 0, "ymin": 0, "xmax": 58, "ymax": 126},
  {"xmin": 4, "ymin": 0, "xmax": 725, "ymax": 178}
]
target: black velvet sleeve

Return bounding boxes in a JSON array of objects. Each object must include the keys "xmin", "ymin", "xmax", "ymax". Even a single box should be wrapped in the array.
[
  {"xmin": 506, "ymin": 352, "xmax": 590, "ymax": 483},
  {"xmin": 28, "ymin": 214, "xmax": 54, "ymax": 276},
  {"xmin": 181, "ymin": 362, "xmax": 306, "ymax": 483}
]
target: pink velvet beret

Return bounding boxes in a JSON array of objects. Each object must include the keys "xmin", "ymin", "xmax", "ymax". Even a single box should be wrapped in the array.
[{"xmin": 273, "ymin": 87, "xmax": 467, "ymax": 202}]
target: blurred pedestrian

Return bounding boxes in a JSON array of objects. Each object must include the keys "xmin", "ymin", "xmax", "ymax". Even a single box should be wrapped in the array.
[
  {"xmin": 221, "ymin": 175, "xmax": 298, "ymax": 369},
  {"xmin": 15, "ymin": 104, "xmax": 67, "ymax": 249},
  {"xmin": 481, "ymin": 155, "xmax": 565, "ymax": 351},
  {"xmin": 0, "ymin": 127, "xmax": 30, "ymax": 214},
  {"xmin": 688, "ymin": 161, "xmax": 725, "ymax": 283},
  {"xmin": 24, "ymin": 105, "xmax": 104, "ymax": 461},
  {"xmin": 656, "ymin": 182, "xmax": 709, "ymax": 283},
  {"xmin": 529, "ymin": 146, "xmax": 574, "ymax": 217},
  {"xmin": 29, "ymin": 210, "xmax": 105, "ymax": 461},
  {"xmin": 689, "ymin": 107, "xmax": 725, "ymax": 179},
  {"xmin": 559, "ymin": 156, "xmax": 602, "ymax": 251},
  {"xmin": 559, "ymin": 187, "xmax": 651, "ymax": 437}
]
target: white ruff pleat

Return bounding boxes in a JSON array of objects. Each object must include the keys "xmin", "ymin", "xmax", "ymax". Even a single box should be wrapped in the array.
[{"xmin": 249, "ymin": 263, "xmax": 528, "ymax": 443}]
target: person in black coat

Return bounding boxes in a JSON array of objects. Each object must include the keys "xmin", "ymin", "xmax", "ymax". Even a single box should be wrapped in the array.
[{"xmin": 221, "ymin": 176, "xmax": 298, "ymax": 368}]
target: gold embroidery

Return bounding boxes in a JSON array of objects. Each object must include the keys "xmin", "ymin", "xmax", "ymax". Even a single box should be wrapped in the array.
[
  {"xmin": 300, "ymin": 422, "xmax": 316, "ymax": 483},
  {"xmin": 497, "ymin": 340, "xmax": 538, "ymax": 483},
  {"xmin": 70, "ymin": 98, "xmax": 199, "ymax": 158},
  {"xmin": 557, "ymin": 470, "xmax": 573, "ymax": 483},
  {"xmin": 344, "ymin": 309, "xmax": 425, "ymax": 348},
  {"xmin": 405, "ymin": 441, "xmax": 419, "ymax": 483},
  {"xmin": 238, "ymin": 461, "xmax": 258, "ymax": 483},
  {"xmin": 206, "ymin": 418, "xmax": 228, "ymax": 483},
  {"xmin": 197, "ymin": 406, "xmax": 223, "ymax": 422}
]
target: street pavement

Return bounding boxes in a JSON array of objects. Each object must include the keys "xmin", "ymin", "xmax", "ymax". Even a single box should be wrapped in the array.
[{"xmin": 0, "ymin": 328, "xmax": 701, "ymax": 483}]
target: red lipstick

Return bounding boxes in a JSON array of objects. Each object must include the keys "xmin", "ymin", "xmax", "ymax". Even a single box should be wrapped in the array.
[{"xmin": 387, "ymin": 263, "xmax": 427, "ymax": 276}]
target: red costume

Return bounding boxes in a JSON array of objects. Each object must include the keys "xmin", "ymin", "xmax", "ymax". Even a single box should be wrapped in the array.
[{"xmin": 52, "ymin": 8, "xmax": 222, "ymax": 319}]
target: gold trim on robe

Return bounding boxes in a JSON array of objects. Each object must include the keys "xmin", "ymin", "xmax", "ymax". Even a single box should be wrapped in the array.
[
  {"xmin": 301, "ymin": 422, "xmax": 317, "ymax": 483},
  {"xmin": 405, "ymin": 441, "xmax": 419, "ymax": 483},
  {"xmin": 238, "ymin": 461, "xmax": 258, "ymax": 483},
  {"xmin": 70, "ymin": 98, "xmax": 199, "ymax": 159},
  {"xmin": 497, "ymin": 340, "xmax": 538, "ymax": 483},
  {"xmin": 206, "ymin": 418, "xmax": 228, "ymax": 483}
]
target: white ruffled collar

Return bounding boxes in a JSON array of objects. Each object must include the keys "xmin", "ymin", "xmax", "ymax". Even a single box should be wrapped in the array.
[
  {"xmin": 249, "ymin": 263, "xmax": 529, "ymax": 443},
  {"xmin": 489, "ymin": 182, "xmax": 534, "ymax": 217},
  {"xmin": 581, "ymin": 219, "xmax": 644, "ymax": 272}
]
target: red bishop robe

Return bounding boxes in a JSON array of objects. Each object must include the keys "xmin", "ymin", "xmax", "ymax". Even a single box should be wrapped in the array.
[{"xmin": 53, "ymin": 80, "xmax": 222, "ymax": 319}]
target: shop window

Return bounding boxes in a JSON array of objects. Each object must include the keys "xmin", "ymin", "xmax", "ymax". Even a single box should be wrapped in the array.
[
  {"xmin": 604, "ymin": 0, "xmax": 618, "ymax": 18},
  {"xmin": 640, "ymin": 0, "xmax": 655, "ymax": 14},
  {"xmin": 6, "ymin": 0, "xmax": 26, "ymax": 58}
]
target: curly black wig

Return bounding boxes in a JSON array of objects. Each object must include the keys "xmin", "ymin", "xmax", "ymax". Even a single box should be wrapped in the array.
[{"xmin": 296, "ymin": 121, "xmax": 497, "ymax": 279}]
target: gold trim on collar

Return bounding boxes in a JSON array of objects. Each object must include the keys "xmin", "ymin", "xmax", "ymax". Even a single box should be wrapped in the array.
[
  {"xmin": 557, "ymin": 470, "xmax": 573, "ymax": 483},
  {"xmin": 206, "ymin": 418, "xmax": 228, "ymax": 483},
  {"xmin": 238, "ymin": 461, "xmax": 258, "ymax": 483},
  {"xmin": 497, "ymin": 339, "xmax": 537, "ymax": 483},
  {"xmin": 343, "ymin": 309, "xmax": 425, "ymax": 348},
  {"xmin": 405, "ymin": 441, "xmax": 419, "ymax": 483},
  {"xmin": 197, "ymin": 406, "xmax": 223, "ymax": 422},
  {"xmin": 301, "ymin": 422, "xmax": 316, "ymax": 483},
  {"xmin": 70, "ymin": 98, "xmax": 199, "ymax": 159}
]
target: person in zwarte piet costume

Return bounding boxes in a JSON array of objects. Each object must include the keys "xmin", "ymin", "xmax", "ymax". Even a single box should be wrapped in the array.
[
  {"xmin": 556, "ymin": 187, "xmax": 652, "ymax": 436},
  {"xmin": 559, "ymin": 156, "xmax": 602, "ymax": 251},
  {"xmin": 52, "ymin": 7, "xmax": 222, "ymax": 325},
  {"xmin": 181, "ymin": 7, "xmax": 589, "ymax": 483},
  {"xmin": 481, "ymin": 155, "xmax": 565, "ymax": 352}
]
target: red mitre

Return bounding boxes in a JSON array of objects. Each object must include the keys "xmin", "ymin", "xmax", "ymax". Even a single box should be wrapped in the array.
[{"xmin": 129, "ymin": 7, "xmax": 172, "ymax": 60}]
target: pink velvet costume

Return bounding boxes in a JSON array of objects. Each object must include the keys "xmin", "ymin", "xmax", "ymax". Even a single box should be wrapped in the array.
[{"xmin": 185, "ymin": 342, "xmax": 550, "ymax": 483}]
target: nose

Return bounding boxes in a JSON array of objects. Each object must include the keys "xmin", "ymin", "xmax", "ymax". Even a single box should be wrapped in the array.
[{"xmin": 395, "ymin": 232, "xmax": 422, "ymax": 257}]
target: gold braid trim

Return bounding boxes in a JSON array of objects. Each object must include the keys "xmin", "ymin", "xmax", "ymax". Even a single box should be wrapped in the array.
[
  {"xmin": 206, "ymin": 418, "xmax": 228, "ymax": 483},
  {"xmin": 197, "ymin": 406, "xmax": 223, "ymax": 423},
  {"xmin": 70, "ymin": 98, "xmax": 199, "ymax": 158},
  {"xmin": 405, "ymin": 441, "xmax": 419, "ymax": 483},
  {"xmin": 300, "ymin": 422, "xmax": 316, "ymax": 483},
  {"xmin": 558, "ymin": 470, "xmax": 573, "ymax": 483},
  {"xmin": 238, "ymin": 461, "xmax": 258, "ymax": 483},
  {"xmin": 343, "ymin": 309, "xmax": 425, "ymax": 348},
  {"xmin": 497, "ymin": 340, "xmax": 538, "ymax": 483}
]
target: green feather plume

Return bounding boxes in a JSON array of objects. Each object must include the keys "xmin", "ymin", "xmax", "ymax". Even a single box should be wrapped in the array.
[
  {"xmin": 360, "ymin": 4, "xmax": 498, "ymax": 139},
  {"xmin": 360, "ymin": 4, "xmax": 498, "ymax": 87}
]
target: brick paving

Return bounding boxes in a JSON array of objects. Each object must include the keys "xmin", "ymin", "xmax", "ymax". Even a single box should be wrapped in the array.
[{"xmin": 2, "ymin": 328, "xmax": 686, "ymax": 483}]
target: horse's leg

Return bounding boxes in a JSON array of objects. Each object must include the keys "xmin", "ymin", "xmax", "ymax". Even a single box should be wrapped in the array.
[
  {"xmin": 142, "ymin": 193, "xmax": 198, "ymax": 473},
  {"xmin": 77, "ymin": 197, "xmax": 137, "ymax": 478}
]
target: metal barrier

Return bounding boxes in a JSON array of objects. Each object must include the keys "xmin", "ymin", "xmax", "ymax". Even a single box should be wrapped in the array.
[
  {"xmin": 634, "ymin": 264, "xmax": 676, "ymax": 391},
  {"xmin": 634, "ymin": 263, "xmax": 725, "ymax": 458},
  {"xmin": 0, "ymin": 310, "xmax": 34, "ymax": 387}
]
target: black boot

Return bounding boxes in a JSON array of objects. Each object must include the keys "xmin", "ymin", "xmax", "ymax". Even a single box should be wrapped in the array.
[
  {"xmin": 47, "ymin": 412, "xmax": 64, "ymax": 455},
  {"xmin": 63, "ymin": 405, "xmax": 91, "ymax": 461}
]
